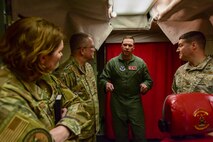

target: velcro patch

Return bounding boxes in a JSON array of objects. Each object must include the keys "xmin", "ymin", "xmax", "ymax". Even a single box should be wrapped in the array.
[
  {"xmin": 128, "ymin": 66, "xmax": 137, "ymax": 70},
  {"xmin": 23, "ymin": 128, "xmax": 52, "ymax": 142},
  {"xmin": 0, "ymin": 115, "xmax": 29, "ymax": 141}
]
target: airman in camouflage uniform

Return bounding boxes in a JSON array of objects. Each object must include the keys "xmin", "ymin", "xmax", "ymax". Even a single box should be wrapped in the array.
[
  {"xmin": 0, "ymin": 66, "xmax": 89, "ymax": 142},
  {"xmin": 0, "ymin": 17, "xmax": 90, "ymax": 142},
  {"xmin": 172, "ymin": 31, "xmax": 213, "ymax": 94},
  {"xmin": 172, "ymin": 56, "xmax": 213, "ymax": 94},
  {"xmin": 55, "ymin": 33, "xmax": 99, "ymax": 142}
]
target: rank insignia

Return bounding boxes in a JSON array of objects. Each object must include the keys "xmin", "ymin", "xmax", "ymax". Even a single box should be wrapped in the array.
[
  {"xmin": 128, "ymin": 66, "xmax": 137, "ymax": 70},
  {"xmin": 119, "ymin": 66, "xmax": 126, "ymax": 71}
]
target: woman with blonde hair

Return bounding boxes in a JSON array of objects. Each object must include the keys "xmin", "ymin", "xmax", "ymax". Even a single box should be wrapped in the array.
[{"xmin": 0, "ymin": 17, "xmax": 88, "ymax": 142}]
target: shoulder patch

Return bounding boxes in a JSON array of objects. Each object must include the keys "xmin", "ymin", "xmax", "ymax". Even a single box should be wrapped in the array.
[
  {"xmin": 0, "ymin": 115, "xmax": 29, "ymax": 141},
  {"xmin": 23, "ymin": 128, "xmax": 52, "ymax": 142}
]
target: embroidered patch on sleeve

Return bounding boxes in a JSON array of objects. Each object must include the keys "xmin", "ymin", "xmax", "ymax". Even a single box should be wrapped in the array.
[
  {"xmin": 0, "ymin": 115, "xmax": 29, "ymax": 141},
  {"xmin": 23, "ymin": 128, "xmax": 52, "ymax": 142}
]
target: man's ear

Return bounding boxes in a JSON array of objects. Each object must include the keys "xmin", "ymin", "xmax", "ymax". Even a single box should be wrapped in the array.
[
  {"xmin": 191, "ymin": 41, "xmax": 197, "ymax": 50},
  {"xmin": 80, "ymin": 47, "xmax": 85, "ymax": 55}
]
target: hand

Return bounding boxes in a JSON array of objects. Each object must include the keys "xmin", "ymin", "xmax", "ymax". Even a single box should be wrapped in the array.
[
  {"xmin": 140, "ymin": 83, "xmax": 148, "ymax": 94},
  {"xmin": 50, "ymin": 125, "xmax": 70, "ymax": 142},
  {"xmin": 61, "ymin": 108, "xmax": 67, "ymax": 118},
  {"xmin": 208, "ymin": 131, "xmax": 213, "ymax": 136},
  {"xmin": 106, "ymin": 82, "xmax": 114, "ymax": 92}
]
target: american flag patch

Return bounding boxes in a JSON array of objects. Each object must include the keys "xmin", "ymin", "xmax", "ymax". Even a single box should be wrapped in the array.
[{"xmin": 0, "ymin": 115, "xmax": 29, "ymax": 141}]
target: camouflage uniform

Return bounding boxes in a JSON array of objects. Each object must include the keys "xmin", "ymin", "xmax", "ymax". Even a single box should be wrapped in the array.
[
  {"xmin": 55, "ymin": 57, "xmax": 99, "ymax": 142},
  {"xmin": 0, "ymin": 65, "xmax": 90, "ymax": 142},
  {"xmin": 172, "ymin": 56, "xmax": 213, "ymax": 94}
]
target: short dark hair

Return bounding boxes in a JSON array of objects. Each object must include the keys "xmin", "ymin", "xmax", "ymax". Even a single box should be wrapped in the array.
[
  {"xmin": 122, "ymin": 35, "xmax": 135, "ymax": 44},
  {"xmin": 69, "ymin": 32, "xmax": 92, "ymax": 55},
  {"xmin": 179, "ymin": 31, "xmax": 206, "ymax": 49}
]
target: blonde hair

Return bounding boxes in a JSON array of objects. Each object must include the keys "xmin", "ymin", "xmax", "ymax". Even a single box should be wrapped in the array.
[{"xmin": 0, "ymin": 17, "xmax": 64, "ymax": 80}]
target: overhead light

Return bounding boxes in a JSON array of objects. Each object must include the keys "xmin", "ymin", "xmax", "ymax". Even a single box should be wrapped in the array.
[{"xmin": 113, "ymin": 0, "xmax": 157, "ymax": 15}]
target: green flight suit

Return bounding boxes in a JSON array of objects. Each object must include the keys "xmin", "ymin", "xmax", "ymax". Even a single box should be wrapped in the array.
[
  {"xmin": 55, "ymin": 56, "xmax": 99, "ymax": 142},
  {"xmin": 0, "ymin": 65, "xmax": 90, "ymax": 142},
  {"xmin": 99, "ymin": 54, "xmax": 153, "ymax": 142}
]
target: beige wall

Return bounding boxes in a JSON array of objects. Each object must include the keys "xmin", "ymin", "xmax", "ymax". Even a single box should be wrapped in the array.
[{"xmin": 206, "ymin": 39, "xmax": 213, "ymax": 56}]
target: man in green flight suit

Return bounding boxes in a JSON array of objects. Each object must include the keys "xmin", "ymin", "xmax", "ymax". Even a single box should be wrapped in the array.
[{"xmin": 99, "ymin": 35, "xmax": 153, "ymax": 142}]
